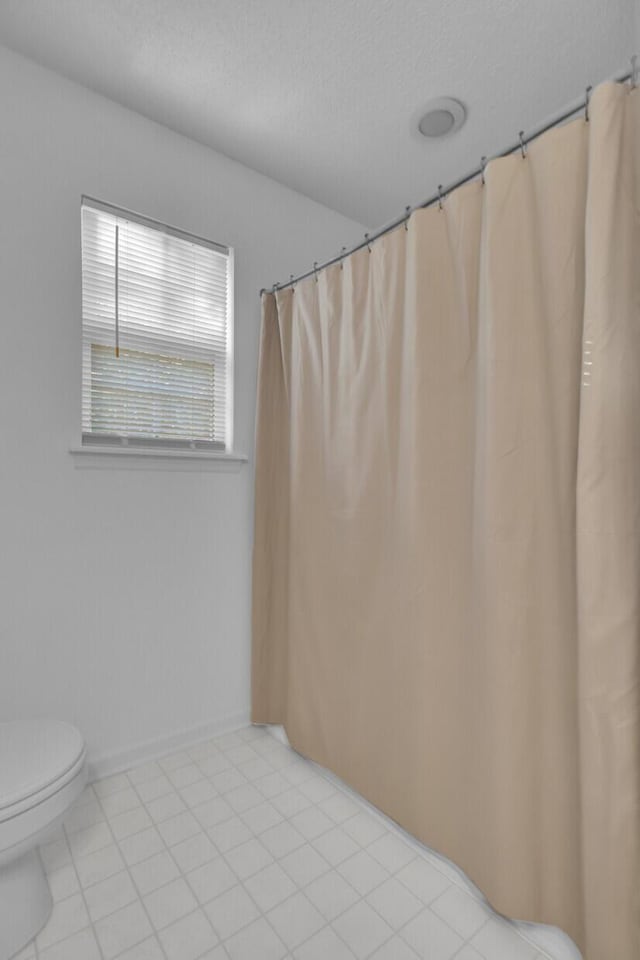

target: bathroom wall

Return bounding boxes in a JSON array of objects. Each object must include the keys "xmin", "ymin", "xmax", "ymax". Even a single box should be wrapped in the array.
[{"xmin": 0, "ymin": 45, "xmax": 364, "ymax": 769}]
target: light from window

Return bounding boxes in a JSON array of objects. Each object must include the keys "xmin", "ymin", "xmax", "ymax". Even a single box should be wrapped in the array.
[{"xmin": 81, "ymin": 198, "xmax": 233, "ymax": 450}]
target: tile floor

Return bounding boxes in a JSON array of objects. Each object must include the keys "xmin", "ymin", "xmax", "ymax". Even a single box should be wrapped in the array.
[{"xmin": 17, "ymin": 726, "xmax": 574, "ymax": 960}]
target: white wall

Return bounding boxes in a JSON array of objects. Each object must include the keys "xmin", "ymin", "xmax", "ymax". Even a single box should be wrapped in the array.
[{"xmin": 0, "ymin": 46, "xmax": 364, "ymax": 768}]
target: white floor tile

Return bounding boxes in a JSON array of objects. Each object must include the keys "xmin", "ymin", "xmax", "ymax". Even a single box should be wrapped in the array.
[
  {"xmin": 130, "ymin": 849, "xmax": 180, "ymax": 895},
  {"xmin": 225, "ymin": 917, "xmax": 287, "ymax": 960},
  {"xmin": 342, "ymin": 811, "xmax": 387, "ymax": 847},
  {"xmin": 369, "ymin": 935, "xmax": 420, "ymax": 959},
  {"xmin": 101, "ymin": 787, "xmax": 143, "ymax": 819},
  {"xmin": 290, "ymin": 805, "xmax": 335, "ymax": 840},
  {"xmin": 337, "ymin": 849, "xmax": 389, "ymax": 896},
  {"xmin": 318, "ymin": 791, "xmax": 360, "ymax": 824},
  {"xmin": 267, "ymin": 891, "xmax": 325, "ymax": 950},
  {"xmin": 110, "ymin": 806, "xmax": 153, "ymax": 841},
  {"xmin": 135, "ymin": 774, "xmax": 174, "ymax": 803},
  {"xmin": 305, "ymin": 870, "xmax": 360, "ymax": 921},
  {"xmin": 368, "ymin": 834, "xmax": 416, "ymax": 873},
  {"xmin": 171, "ymin": 831, "xmax": 218, "ymax": 872},
  {"xmin": 293, "ymin": 925, "xmax": 357, "ymax": 960},
  {"xmin": 118, "ymin": 827, "xmax": 165, "ymax": 866},
  {"xmin": 143, "ymin": 876, "xmax": 198, "ymax": 930},
  {"xmin": 400, "ymin": 908, "xmax": 464, "ymax": 960},
  {"xmin": 146, "ymin": 791, "xmax": 187, "ymax": 823},
  {"xmin": 430, "ymin": 885, "xmax": 490, "ymax": 939},
  {"xmin": 200, "ymin": 946, "xmax": 232, "ymax": 960},
  {"xmin": 84, "ymin": 869, "xmax": 138, "ymax": 921},
  {"xmin": 395, "ymin": 858, "xmax": 451, "ymax": 905},
  {"xmin": 255, "ymin": 771, "xmax": 292, "ymax": 799},
  {"xmin": 225, "ymin": 745, "xmax": 258, "ymax": 766},
  {"xmin": 180, "ymin": 778, "xmax": 219, "ymax": 807},
  {"xmin": 94, "ymin": 901, "xmax": 153, "ymax": 959},
  {"xmin": 224, "ymin": 837, "xmax": 274, "ymax": 880},
  {"xmin": 204, "ymin": 884, "xmax": 260, "ymax": 939},
  {"xmin": 237, "ymin": 757, "xmax": 274, "ymax": 781},
  {"xmin": 470, "ymin": 917, "xmax": 539, "ymax": 960},
  {"xmin": 193, "ymin": 797, "xmax": 235, "ymax": 828},
  {"xmin": 225, "ymin": 783, "xmax": 263, "ymax": 814},
  {"xmin": 453, "ymin": 947, "xmax": 485, "ymax": 960},
  {"xmin": 279, "ymin": 843, "xmax": 331, "ymax": 887},
  {"xmin": 261, "ymin": 820, "xmax": 306, "ymax": 859},
  {"xmin": 299, "ymin": 776, "xmax": 336, "ymax": 803},
  {"xmin": 240, "ymin": 800, "xmax": 284, "ymax": 835},
  {"xmin": 168, "ymin": 763, "xmax": 204, "ymax": 789},
  {"xmin": 211, "ymin": 768, "xmax": 248, "ymax": 794},
  {"xmin": 38, "ymin": 926, "xmax": 101, "ymax": 960},
  {"xmin": 208, "ymin": 815, "xmax": 253, "ymax": 853},
  {"xmin": 187, "ymin": 855, "xmax": 238, "ymax": 903},
  {"xmin": 159, "ymin": 750, "xmax": 193, "ymax": 773},
  {"xmin": 115, "ymin": 935, "xmax": 166, "ymax": 959},
  {"xmin": 199, "ymin": 753, "xmax": 234, "ymax": 777},
  {"xmin": 75, "ymin": 843, "xmax": 125, "ymax": 888},
  {"xmin": 282, "ymin": 760, "xmax": 316, "ymax": 787},
  {"xmin": 159, "ymin": 907, "xmax": 219, "ymax": 960},
  {"xmin": 272, "ymin": 788, "xmax": 314, "ymax": 818},
  {"xmin": 312, "ymin": 826, "xmax": 360, "ymax": 866},
  {"xmin": 157, "ymin": 810, "xmax": 201, "ymax": 846},
  {"xmin": 366, "ymin": 877, "xmax": 424, "ymax": 929},
  {"xmin": 36, "ymin": 894, "xmax": 90, "ymax": 951},
  {"xmin": 244, "ymin": 862, "xmax": 297, "ymax": 912},
  {"xmin": 127, "ymin": 761, "xmax": 163, "ymax": 786},
  {"xmin": 332, "ymin": 900, "xmax": 394, "ymax": 959}
]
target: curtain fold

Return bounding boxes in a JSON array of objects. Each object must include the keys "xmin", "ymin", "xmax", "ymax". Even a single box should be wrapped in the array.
[{"xmin": 251, "ymin": 81, "xmax": 640, "ymax": 960}]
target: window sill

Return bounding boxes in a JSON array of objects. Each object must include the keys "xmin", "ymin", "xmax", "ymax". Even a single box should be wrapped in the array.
[{"xmin": 69, "ymin": 444, "xmax": 248, "ymax": 472}]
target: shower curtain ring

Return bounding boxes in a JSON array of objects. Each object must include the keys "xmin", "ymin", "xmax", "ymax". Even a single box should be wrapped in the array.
[
  {"xmin": 340, "ymin": 246, "xmax": 347, "ymax": 269},
  {"xmin": 631, "ymin": 55, "xmax": 638, "ymax": 89},
  {"xmin": 519, "ymin": 131, "xmax": 527, "ymax": 158},
  {"xmin": 365, "ymin": 233, "xmax": 372, "ymax": 252},
  {"xmin": 437, "ymin": 185, "xmax": 444, "ymax": 210},
  {"xmin": 404, "ymin": 206, "xmax": 411, "ymax": 230},
  {"xmin": 480, "ymin": 156, "xmax": 487, "ymax": 185},
  {"xmin": 272, "ymin": 282, "xmax": 279, "ymax": 292},
  {"xmin": 585, "ymin": 86, "xmax": 592, "ymax": 122},
  {"xmin": 313, "ymin": 262, "xmax": 319, "ymax": 282}
]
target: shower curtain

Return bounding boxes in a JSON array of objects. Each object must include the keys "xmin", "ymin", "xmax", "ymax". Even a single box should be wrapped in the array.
[{"xmin": 251, "ymin": 81, "xmax": 640, "ymax": 960}]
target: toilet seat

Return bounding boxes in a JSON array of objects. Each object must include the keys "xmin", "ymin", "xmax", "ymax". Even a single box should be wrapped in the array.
[
  {"xmin": 0, "ymin": 720, "xmax": 86, "ymax": 823},
  {"xmin": 0, "ymin": 721, "xmax": 87, "ymax": 960}
]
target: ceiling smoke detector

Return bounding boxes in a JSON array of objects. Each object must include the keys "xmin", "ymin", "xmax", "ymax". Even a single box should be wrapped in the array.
[{"xmin": 417, "ymin": 98, "xmax": 466, "ymax": 138}]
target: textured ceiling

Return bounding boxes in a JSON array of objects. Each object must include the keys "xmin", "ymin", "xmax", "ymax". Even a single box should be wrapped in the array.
[{"xmin": 0, "ymin": 0, "xmax": 634, "ymax": 226}]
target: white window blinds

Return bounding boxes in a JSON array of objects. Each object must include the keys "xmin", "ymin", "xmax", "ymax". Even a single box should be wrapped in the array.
[{"xmin": 81, "ymin": 198, "xmax": 233, "ymax": 450}]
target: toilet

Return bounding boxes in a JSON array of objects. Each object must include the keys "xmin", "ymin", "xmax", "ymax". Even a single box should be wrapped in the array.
[{"xmin": 0, "ymin": 720, "xmax": 87, "ymax": 960}]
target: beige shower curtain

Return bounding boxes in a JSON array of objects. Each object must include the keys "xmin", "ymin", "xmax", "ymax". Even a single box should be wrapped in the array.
[{"xmin": 252, "ymin": 81, "xmax": 640, "ymax": 960}]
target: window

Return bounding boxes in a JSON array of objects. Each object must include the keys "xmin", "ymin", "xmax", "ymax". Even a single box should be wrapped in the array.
[{"xmin": 81, "ymin": 198, "xmax": 233, "ymax": 452}]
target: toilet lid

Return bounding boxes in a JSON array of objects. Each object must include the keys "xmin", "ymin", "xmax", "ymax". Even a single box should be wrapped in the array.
[{"xmin": 0, "ymin": 719, "xmax": 85, "ymax": 812}]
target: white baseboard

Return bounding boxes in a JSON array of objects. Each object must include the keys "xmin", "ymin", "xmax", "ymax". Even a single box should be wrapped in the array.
[{"xmin": 88, "ymin": 710, "xmax": 251, "ymax": 781}]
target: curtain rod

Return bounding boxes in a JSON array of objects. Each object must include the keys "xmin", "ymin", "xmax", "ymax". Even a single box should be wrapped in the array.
[{"xmin": 261, "ymin": 57, "xmax": 637, "ymax": 296}]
